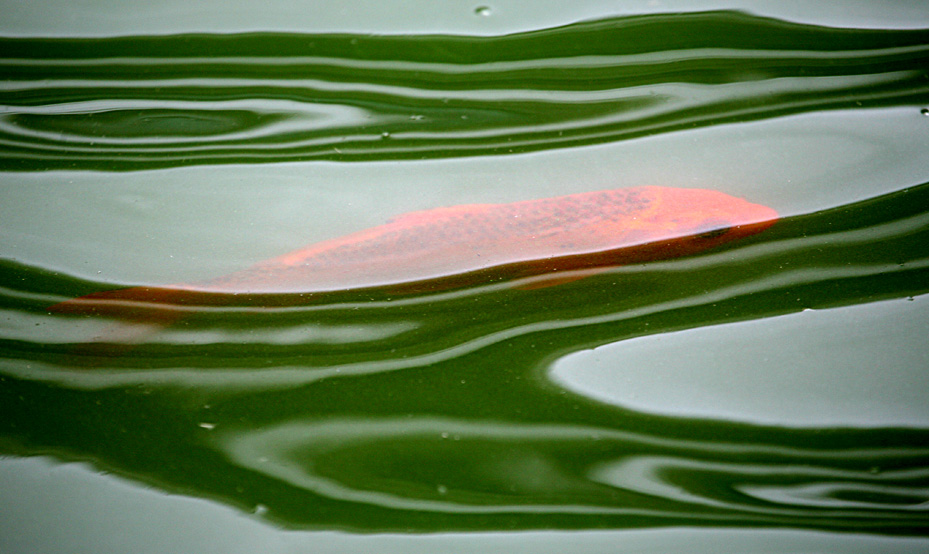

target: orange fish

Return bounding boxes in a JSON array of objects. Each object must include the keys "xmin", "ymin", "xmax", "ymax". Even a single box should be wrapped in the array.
[{"xmin": 49, "ymin": 186, "xmax": 777, "ymax": 329}]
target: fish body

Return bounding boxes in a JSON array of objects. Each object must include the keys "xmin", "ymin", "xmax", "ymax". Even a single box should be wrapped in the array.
[{"xmin": 50, "ymin": 186, "xmax": 777, "ymax": 322}]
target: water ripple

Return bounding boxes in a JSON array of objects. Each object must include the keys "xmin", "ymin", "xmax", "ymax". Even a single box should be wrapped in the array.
[
  {"xmin": 2, "ymin": 182, "xmax": 928, "ymax": 391},
  {"xmin": 593, "ymin": 455, "xmax": 929, "ymax": 518},
  {"xmin": 1, "ymin": 12, "xmax": 927, "ymax": 170},
  {"xmin": 215, "ymin": 415, "xmax": 929, "ymax": 528},
  {"xmin": 1, "ymin": 181, "xmax": 928, "ymax": 531}
]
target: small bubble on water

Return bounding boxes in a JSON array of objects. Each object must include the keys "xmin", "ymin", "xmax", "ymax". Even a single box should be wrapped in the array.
[
  {"xmin": 921, "ymin": 108, "xmax": 929, "ymax": 116},
  {"xmin": 437, "ymin": 484, "xmax": 448, "ymax": 495},
  {"xmin": 198, "ymin": 422, "xmax": 216, "ymax": 430},
  {"xmin": 475, "ymin": 6, "xmax": 492, "ymax": 16},
  {"xmin": 380, "ymin": 131, "xmax": 391, "ymax": 139}
]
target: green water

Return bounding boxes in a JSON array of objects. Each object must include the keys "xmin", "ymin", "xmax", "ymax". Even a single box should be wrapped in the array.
[{"xmin": 1, "ymin": 2, "xmax": 928, "ymax": 552}]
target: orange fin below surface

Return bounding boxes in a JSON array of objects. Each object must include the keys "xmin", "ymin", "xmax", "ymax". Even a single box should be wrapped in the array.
[
  {"xmin": 64, "ymin": 321, "xmax": 168, "ymax": 360},
  {"xmin": 48, "ymin": 286, "xmax": 193, "ymax": 318},
  {"xmin": 48, "ymin": 286, "xmax": 193, "ymax": 349},
  {"xmin": 48, "ymin": 287, "xmax": 195, "ymax": 358},
  {"xmin": 512, "ymin": 269, "xmax": 609, "ymax": 291}
]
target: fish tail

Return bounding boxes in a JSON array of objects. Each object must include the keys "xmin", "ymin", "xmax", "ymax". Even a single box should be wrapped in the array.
[
  {"xmin": 48, "ymin": 286, "xmax": 191, "ymax": 320},
  {"xmin": 48, "ymin": 286, "xmax": 197, "ymax": 353}
]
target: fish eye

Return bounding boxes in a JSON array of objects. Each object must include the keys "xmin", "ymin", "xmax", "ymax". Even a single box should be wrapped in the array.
[{"xmin": 696, "ymin": 227, "xmax": 729, "ymax": 240}]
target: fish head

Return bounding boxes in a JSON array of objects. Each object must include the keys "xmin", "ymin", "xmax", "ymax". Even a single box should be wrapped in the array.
[{"xmin": 631, "ymin": 186, "xmax": 779, "ymax": 256}]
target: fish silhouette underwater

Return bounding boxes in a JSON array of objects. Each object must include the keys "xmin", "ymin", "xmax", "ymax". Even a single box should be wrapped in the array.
[{"xmin": 49, "ymin": 186, "xmax": 777, "ymax": 343}]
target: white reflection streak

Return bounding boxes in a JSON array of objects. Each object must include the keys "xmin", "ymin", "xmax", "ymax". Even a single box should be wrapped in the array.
[
  {"xmin": 6, "ymin": 257, "xmax": 928, "ymax": 391},
  {"xmin": 216, "ymin": 417, "xmax": 717, "ymax": 516},
  {"xmin": 591, "ymin": 455, "xmax": 929, "ymax": 516},
  {"xmin": 4, "ymin": 43, "xmax": 925, "ymax": 75},
  {"xmin": 217, "ymin": 416, "xmax": 929, "ymax": 515},
  {"xmin": 154, "ymin": 320, "xmax": 419, "ymax": 346},
  {"xmin": 0, "ymin": 70, "xmax": 918, "ymax": 166},
  {"xmin": 743, "ymin": 482, "xmax": 929, "ymax": 511},
  {"xmin": 0, "ymin": 69, "xmax": 913, "ymax": 106},
  {"xmin": 0, "ymin": 99, "xmax": 375, "ymax": 145}
]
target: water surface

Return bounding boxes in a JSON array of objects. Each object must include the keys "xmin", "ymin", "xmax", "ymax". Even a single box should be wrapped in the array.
[{"xmin": 1, "ymin": 2, "xmax": 928, "ymax": 552}]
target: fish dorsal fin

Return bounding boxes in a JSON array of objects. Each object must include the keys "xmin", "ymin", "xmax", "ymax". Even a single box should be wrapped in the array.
[{"xmin": 386, "ymin": 203, "xmax": 495, "ymax": 227}]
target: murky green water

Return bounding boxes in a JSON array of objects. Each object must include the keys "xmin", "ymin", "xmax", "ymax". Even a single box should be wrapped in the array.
[{"xmin": 1, "ymin": 2, "xmax": 928, "ymax": 552}]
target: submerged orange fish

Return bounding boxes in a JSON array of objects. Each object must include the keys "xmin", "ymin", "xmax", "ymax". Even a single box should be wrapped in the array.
[{"xmin": 49, "ymin": 186, "xmax": 777, "ymax": 328}]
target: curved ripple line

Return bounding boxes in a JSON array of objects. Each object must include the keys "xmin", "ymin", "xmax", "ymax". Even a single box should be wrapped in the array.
[
  {"xmin": 743, "ymin": 482, "xmax": 929, "ymax": 511},
  {"xmin": 6, "ymin": 255, "xmax": 923, "ymax": 391},
  {"xmin": 4, "ymin": 182, "xmax": 929, "ymax": 388},
  {"xmin": 0, "ymin": 99, "xmax": 371, "ymax": 146},
  {"xmin": 1, "ymin": 12, "xmax": 927, "ymax": 169},
  {"xmin": 593, "ymin": 455, "xmax": 929, "ymax": 519},
  {"xmin": 214, "ymin": 415, "xmax": 929, "ymax": 525}
]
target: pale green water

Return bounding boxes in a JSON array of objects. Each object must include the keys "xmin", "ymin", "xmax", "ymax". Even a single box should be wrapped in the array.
[{"xmin": 1, "ymin": 1, "xmax": 928, "ymax": 552}]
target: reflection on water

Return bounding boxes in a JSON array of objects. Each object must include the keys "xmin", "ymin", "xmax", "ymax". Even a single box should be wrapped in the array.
[
  {"xmin": 1, "ymin": 11, "xmax": 928, "ymax": 170},
  {"xmin": 4, "ymin": 457, "xmax": 928, "ymax": 554},
  {"xmin": 2, "ymin": 180, "xmax": 928, "ymax": 532},
  {"xmin": 1, "ymin": 10, "xmax": 928, "ymax": 543},
  {"xmin": 550, "ymin": 296, "xmax": 929, "ymax": 427},
  {"xmin": 220, "ymin": 415, "xmax": 929, "ymax": 527}
]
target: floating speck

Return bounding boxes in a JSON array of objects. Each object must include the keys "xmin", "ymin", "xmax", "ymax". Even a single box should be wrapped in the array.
[
  {"xmin": 922, "ymin": 108, "xmax": 929, "ymax": 116},
  {"xmin": 437, "ymin": 484, "xmax": 448, "ymax": 495},
  {"xmin": 198, "ymin": 422, "xmax": 216, "ymax": 430},
  {"xmin": 475, "ymin": 6, "xmax": 492, "ymax": 17},
  {"xmin": 381, "ymin": 132, "xmax": 391, "ymax": 139}
]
